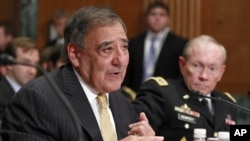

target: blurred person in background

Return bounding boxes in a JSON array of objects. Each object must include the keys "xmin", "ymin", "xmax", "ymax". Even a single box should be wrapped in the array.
[
  {"xmin": 0, "ymin": 37, "xmax": 39, "ymax": 118},
  {"xmin": 39, "ymin": 45, "xmax": 65, "ymax": 75},
  {"xmin": 46, "ymin": 9, "xmax": 71, "ymax": 46},
  {"xmin": 122, "ymin": 1, "xmax": 188, "ymax": 100},
  {"xmin": 0, "ymin": 21, "xmax": 15, "ymax": 77}
]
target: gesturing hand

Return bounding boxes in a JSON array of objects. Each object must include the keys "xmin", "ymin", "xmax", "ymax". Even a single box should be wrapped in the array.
[{"xmin": 120, "ymin": 112, "xmax": 163, "ymax": 141}]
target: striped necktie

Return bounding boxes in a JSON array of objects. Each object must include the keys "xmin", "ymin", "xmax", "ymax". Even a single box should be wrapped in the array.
[{"xmin": 143, "ymin": 35, "xmax": 157, "ymax": 82}]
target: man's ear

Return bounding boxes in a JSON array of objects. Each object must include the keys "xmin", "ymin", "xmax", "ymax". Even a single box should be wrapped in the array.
[
  {"xmin": 217, "ymin": 64, "xmax": 226, "ymax": 82},
  {"xmin": 67, "ymin": 43, "xmax": 80, "ymax": 68},
  {"xmin": 6, "ymin": 65, "xmax": 13, "ymax": 71},
  {"xmin": 179, "ymin": 56, "xmax": 186, "ymax": 75}
]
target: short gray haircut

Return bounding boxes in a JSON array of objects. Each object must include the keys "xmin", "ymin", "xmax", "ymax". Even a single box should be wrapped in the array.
[
  {"xmin": 182, "ymin": 35, "xmax": 227, "ymax": 63},
  {"xmin": 63, "ymin": 6, "xmax": 127, "ymax": 62}
]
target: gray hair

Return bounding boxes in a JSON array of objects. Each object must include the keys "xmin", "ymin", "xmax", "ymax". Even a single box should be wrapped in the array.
[
  {"xmin": 182, "ymin": 35, "xmax": 227, "ymax": 63},
  {"xmin": 63, "ymin": 6, "xmax": 127, "ymax": 62}
]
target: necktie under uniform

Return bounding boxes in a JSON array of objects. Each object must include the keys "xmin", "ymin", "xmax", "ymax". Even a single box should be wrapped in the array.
[
  {"xmin": 204, "ymin": 98, "xmax": 214, "ymax": 115},
  {"xmin": 97, "ymin": 94, "xmax": 117, "ymax": 141},
  {"xmin": 143, "ymin": 36, "xmax": 158, "ymax": 82}
]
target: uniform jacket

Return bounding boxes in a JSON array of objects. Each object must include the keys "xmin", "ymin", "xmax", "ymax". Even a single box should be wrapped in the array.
[
  {"xmin": 123, "ymin": 31, "xmax": 188, "ymax": 93},
  {"xmin": 132, "ymin": 77, "xmax": 237, "ymax": 141},
  {"xmin": 1, "ymin": 63, "xmax": 137, "ymax": 141},
  {"xmin": 0, "ymin": 77, "xmax": 15, "ymax": 117}
]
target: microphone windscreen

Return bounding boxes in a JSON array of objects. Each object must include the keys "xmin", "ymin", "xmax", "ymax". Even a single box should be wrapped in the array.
[{"xmin": 0, "ymin": 54, "xmax": 17, "ymax": 66}]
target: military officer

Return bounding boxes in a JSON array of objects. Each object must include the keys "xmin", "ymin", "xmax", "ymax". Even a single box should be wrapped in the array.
[{"xmin": 132, "ymin": 35, "xmax": 237, "ymax": 141}]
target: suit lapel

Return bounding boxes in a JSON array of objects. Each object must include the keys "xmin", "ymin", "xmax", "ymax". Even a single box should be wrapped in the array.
[
  {"xmin": 109, "ymin": 91, "xmax": 131, "ymax": 139},
  {"xmin": 109, "ymin": 95, "xmax": 123, "ymax": 139},
  {"xmin": 137, "ymin": 33, "xmax": 147, "ymax": 79},
  {"xmin": 1, "ymin": 77, "xmax": 15, "ymax": 97},
  {"xmin": 62, "ymin": 64, "xmax": 103, "ymax": 140},
  {"xmin": 127, "ymin": 33, "xmax": 147, "ymax": 84},
  {"xmin": 155, "ymin": 32, "xmax": 173, "ymax": 70}
]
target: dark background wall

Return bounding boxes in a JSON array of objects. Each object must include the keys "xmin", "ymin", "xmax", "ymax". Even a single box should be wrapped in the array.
[{"xmin": 0, "ymin": 0, "xmax": 249, "ymax": 96}]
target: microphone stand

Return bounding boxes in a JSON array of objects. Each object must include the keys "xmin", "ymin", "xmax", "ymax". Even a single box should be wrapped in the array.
[
  {"xmin": 19, "ymin": 62, "xmax": 84, "ymax": 141},
  {"xmin": 192, "ymin": 91, "xmax": 250, "ymax": 114}
]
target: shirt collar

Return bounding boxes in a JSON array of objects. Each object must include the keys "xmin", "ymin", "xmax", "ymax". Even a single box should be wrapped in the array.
[
  {"xmin": 73, "ymin": 68, "xmax": 110, "ymax": 104},
  {"xmin": 5, "ymin": 75, "xmax": 21, "ymax": 93},
  {"xmin": 148, "ymin": 27, "xmax": 170, "ymax": 40}
]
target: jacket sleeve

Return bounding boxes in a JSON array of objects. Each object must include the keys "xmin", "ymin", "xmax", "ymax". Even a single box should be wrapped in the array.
[{"xmin": 132, "ymin": 78, "xmax": 167, "ymax": 131}]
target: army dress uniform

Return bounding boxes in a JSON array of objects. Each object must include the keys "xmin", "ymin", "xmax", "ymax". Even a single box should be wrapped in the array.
[{"xmin": 132, "ymin": 76, "xmax": 237, "ymax": 141}]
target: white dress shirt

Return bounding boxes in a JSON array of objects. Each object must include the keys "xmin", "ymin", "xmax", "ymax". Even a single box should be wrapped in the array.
[
  {"xmin": 143, "ymin": 27, "xmax": 170, "ymax": 79},
  {"xmin": 5, "ymin": 75, "xmax": 21, "ymax": 93},
  {"xmin": 73, "ymin": 69, "xmax": 117, "ymax": 132}
]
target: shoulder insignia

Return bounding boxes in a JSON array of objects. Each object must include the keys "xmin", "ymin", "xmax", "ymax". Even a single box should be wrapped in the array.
[
  {"xmin": 122, "ymin": 86, "xmax": 136, "ymax": 101},
  {"xmin": 224, "ymin": 92, "xmax": 236, "ymax": 103},
  {"xmin": 180, "ymin": 136, "xmax": 187, "ymax": 141},
  {"xmin": 148, "ymin": 76, "xmax": 168, "ymax": 86}
]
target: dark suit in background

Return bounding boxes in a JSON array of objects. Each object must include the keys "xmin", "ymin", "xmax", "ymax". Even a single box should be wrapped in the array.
[
  {"xmin": 0, "ymin": 37, "xmax": 39, "ymax": 118},
  {"xmin": 122, "ymin": 2, "xmax": 188, "ymax": 99},
  {"xmin": 0, "ymin": 64, "xmax": 137, "ymax": 141},
  {"xmin": 132, "ymin": 77, "xmax": 237, "ymax": 141},
  {"xmin": 123, "ymin": 31, "xmax": 187, "ymax": 93},
  {"xmin": 0, "ymin": 77, "xmax": 15, "ymax": 117}
]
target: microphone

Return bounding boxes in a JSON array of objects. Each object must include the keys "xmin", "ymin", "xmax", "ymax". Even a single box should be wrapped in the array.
[
  {"xmin": 191, "ymin": 90, "xmax": 250, "ymax": 114},
  {"xmin": 0, "ymin": 54, "xmax": 17, "ymax": 65},
  {"xmin": 0, "ymin": 54, "xmax": 84, "ymax": 141}
]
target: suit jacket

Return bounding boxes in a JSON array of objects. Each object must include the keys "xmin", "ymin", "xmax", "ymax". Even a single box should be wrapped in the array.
[
  {"xmin": 132, "ymin": 77, "xmax": 237, "ymax": 141},
  {"xmin": 0, "ymin": 77, "xmax": 15, "ymax": 117},
  {"xmin": 123, "ymin": 31, "xmax": 188, "ymax": 93},
  {"xmin": 0, "ymin": 63, "xmax": 137, "ymax": 141}
]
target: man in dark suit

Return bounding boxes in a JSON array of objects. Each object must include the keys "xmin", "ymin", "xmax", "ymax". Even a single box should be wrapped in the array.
[
  {"xmin": 122, "ymin": 2, "xmax": 188, "ymax": 99},
  {"xmin": 0, "ymin": 77, "xmax": 15, "ymax": 116},
  {"xmin": 0, "ymin": 37, "xmax": 39, "ymax": 118},
  {"xmin": 0, "ymin": 6, "xmax": 163, "ymax": 141},
  {"xmin": 132, "ymin": 35, "xmax": 237, "ymax": 141}
]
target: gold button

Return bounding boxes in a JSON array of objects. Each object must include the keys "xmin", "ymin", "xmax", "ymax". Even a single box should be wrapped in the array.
[
  {"xmin": 184, "ymin": 123, "xmax": 189, "ymax": 129},
  {"xmin": 214, "ymin": 132, "xmax": 218, "ymax": 137},
  {"xmin": 183, "ymin": 104, "xmax": 188, "ymax": 109},
  {"xmin": 183, "ymin": 94, "xmax": 190, "ymax": 99}
]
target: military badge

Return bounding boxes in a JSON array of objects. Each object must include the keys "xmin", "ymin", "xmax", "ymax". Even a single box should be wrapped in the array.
[
  {"xmin": 174, "ymin": 104, "xmax": 200, "ymax": 118},
  {"xmin": 180, "ymin": 136, "xmax": 187, "ymax": 141}
]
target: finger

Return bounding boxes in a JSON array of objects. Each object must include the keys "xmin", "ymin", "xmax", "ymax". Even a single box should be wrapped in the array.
[
  {"xmin": 129, "ymin": 120, "xmax": 145, "ymax": 128},
  {"xmin": 128, "ymin": 124, "xmax": 144, "ymax": 135},
  {"xmin": 129, "ymin": 112, "xmax": 148, "ymax": 127},
  {"xmin": 141, "ymin": 136, "xmax": 164, "ymax": 141},
  {"xmin": 128, "ymin": 124, "xmax": 155, "ymax": 136},
  {"xmin": 139, "ymin": 112, "xmax": 149, "ymax": 123},
  {"xmin": 133, "ymin": 136, "xmax": 164, "ymax": 141},
  {"xmin": 119, "ymin": 135, "xmax": 164, "ymax": 141},
  {"xmin": 129, "ymin": 112, "xmax": 148, "ymax": 128}
]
